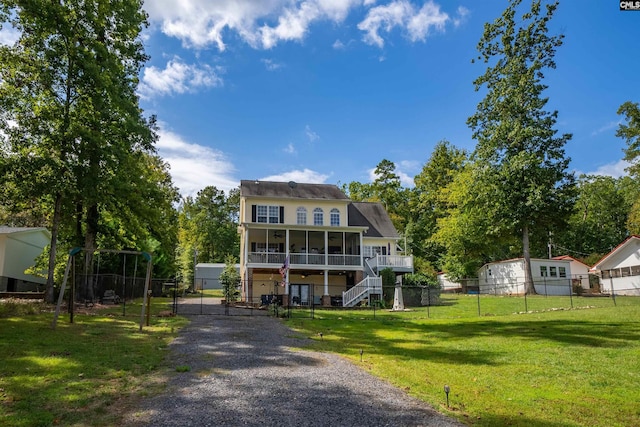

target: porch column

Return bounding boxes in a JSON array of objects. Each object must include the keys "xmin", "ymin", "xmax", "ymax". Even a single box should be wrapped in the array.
[
  {"xmin": 322, "ymin": 269, "xmax": 331, "ymax": 307},
  {"xmin": 324, "ymin": 269, "xmax": 329, "ymax": 295},
  {"xmin": 324, "ymin": 231, "xmax": 328, "ymax": 265}
]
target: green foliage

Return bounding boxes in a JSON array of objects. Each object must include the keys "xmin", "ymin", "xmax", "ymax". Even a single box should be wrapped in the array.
[
  {"xmin": 617, "ymin": 101, "xmax": 640, "ymax": 177},
  {"xmin": 219, "ymin": 255, "xmax": 240, "ymax": 302},
  {"xmin": 466, "ymin": 0, "xmax": 575, "ymax": 292},
  {"xmin": 380, "ymin": 267, "xmax": 396, "ymax": 305}
]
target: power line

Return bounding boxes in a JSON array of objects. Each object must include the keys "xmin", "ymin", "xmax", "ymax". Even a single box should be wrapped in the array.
[{"xmin": 550, "ymin": 243, "xmax": 592, "ymax": 257}]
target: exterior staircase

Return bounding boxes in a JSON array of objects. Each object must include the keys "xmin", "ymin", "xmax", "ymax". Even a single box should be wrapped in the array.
[{"xmin": 342, "ymin": 276, "xmax": 382, "ymax": 307}]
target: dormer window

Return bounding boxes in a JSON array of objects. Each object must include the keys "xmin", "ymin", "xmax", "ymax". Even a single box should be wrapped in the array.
[
  {"xmin": 330, "ymin": 208, "xmax": 340, "ymax": 226},
  {"xmin": 313, "ymin": 208, "xmax": 323, "ymax": 226}
]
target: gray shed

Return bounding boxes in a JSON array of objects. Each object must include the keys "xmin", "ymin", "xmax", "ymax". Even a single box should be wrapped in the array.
[{"xmin": 195, "ymin": 263, "xmax": 240, "ymax": 290}]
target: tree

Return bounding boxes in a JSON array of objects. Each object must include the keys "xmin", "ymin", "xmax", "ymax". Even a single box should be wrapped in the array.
[
  {"xmin": 0, "ymin": 1, "xmax": 163, "ymax": 301},
  {"xmin": 467, "ymin": 0, "xmax": 575, "ymax": 294},
  {"xmin": 553, "ymin": 175, "xmax": 631, "ymax": 260},
  {"xmin": 617, "ymin": 101, "xmax": 640, "ymax": 177},
  {"xmin": 409, "ymin": 140, "xmax": 467, "ymax": 267},
  {"xmin": 219, "ymin": 255, "xmax": 240, "ymax": 303}
]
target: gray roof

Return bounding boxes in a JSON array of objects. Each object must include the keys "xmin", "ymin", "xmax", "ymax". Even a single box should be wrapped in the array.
[
  {"xmin": 0, "ymin": 226, "xmax": 49, "ymax": 235},
  {"xmin": 348, "ymin": 202, "xmax": 399, "ymax": 238},
  {"xmin": 240, "ymin": 180, "xmax": 349, "ymax": 200}
]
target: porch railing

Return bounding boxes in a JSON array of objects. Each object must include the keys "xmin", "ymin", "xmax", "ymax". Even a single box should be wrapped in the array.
[
  {"xmin": 369, "ymin": 254, "xmax": 413, "ymax": 272},
  {"xmin": 249, "ymin": 251, "xmax": 361, "ymax": 267}
]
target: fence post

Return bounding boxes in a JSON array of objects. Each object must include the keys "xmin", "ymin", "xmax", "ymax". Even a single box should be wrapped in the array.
[
  {"xmin": 427, "ymin": 287, "xmax": 431, "ymax": 319},
  {"xmin": 544, "ymin": 276, "xmax": 547, "ymax": 298},
  {"xmin": 568, "ymin": 279, "xmax": 573, "ymax": 309},
  {"xmin": 524, "ymin": 283, "xmax": 528, "ymax": 313},
  {"xmin": 476, "ymin": 288, "xmax": 481, "ymax": 317},
  {"xmin": 610, "ymin": 276, "xmax": 617, "ymax": 307}
]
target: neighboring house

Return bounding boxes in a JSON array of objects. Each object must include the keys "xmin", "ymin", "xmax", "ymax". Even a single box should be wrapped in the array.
[
  {"xmin": 591, "ymin": 235, "xmax": 640, "ymax": 296},
  {"xmin": 194, "ymin": 263, "xmax": 240, "ymax": 290},
  {"xmin": 0, "ymin": 227, "xmax": 51, "ymax": 292},
  {"xmin": 478, "ymin": 257, "xmax": 573, "ymax": 295},
  {"xmin": 551, "ymin": 255, "xmax": 592, "ymax": 290},
  {"xmin": 238, "ymin": 180, "xmax": 413, "ymax": 307}
]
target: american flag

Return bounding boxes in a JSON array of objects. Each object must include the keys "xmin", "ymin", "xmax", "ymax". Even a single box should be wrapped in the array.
[{"xmin": 279, "ymin": 254, "xmax": 290, "ymax": 279}]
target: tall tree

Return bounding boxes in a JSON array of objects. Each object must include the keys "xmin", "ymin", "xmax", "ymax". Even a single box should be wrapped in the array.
[
  {"xmin": 617, "ymin": 101, "xmax": 640, "ymax": 234},
  {"xmin": 0, "ymin": 0, "xmax": 161, "ymax": 301},
  {"xmin": 467, "ymin": 0, "xmax": 575, "ymax": 294}
]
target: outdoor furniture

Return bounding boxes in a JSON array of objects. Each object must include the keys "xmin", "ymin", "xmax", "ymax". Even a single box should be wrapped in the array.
[{"xmin": 102, "ymin": 290, "xmax": 120, "ymax": 304}]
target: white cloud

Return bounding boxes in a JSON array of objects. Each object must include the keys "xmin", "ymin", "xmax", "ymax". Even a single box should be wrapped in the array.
[
  {"xmin": 145, "ymin": 0, "xmax": 362, "ymax": 51},
  {"xmin": 452, "ymin": 6, "xmax": 470, "ymax": 28},
  {"xmin": 284, "ymin": 143, "xmax": 296, "ymax": 154},
  {"xmin": 586, "ymin": 160, "xmax": 631, "ymax": 178},
  {"xmin": 139, "ymin": 58, "xmax": 223, "ymax": 99},
  {"xmin": 305, "ymin": 125, "xmax": 320, "ymax": 142},
  {"xmin": 156, "ymin": 124, "xmax": 238, "ymax": 197},
  {"xmin": 332, "ymin": 39, "xmax": 345, "ymax": 49},
  {"xmin": 261, "ymin": 168, "xmax": 330, "ymax": 183},
  {"xmin": 262, "ymin": 58, "xmax": 283, "ymax": 71},
  {"xmin": 358, "ymin": 0, "xmax": 448, "ymax": 48},
  {"xmin": 138, "ymin": 58, "xmax": 223, "ymax": 99},
  {"xmin": 591, "ymin": 119, "xmax": 622, "ymax": 136}
]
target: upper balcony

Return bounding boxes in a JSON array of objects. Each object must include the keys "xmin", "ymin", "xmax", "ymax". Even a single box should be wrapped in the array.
[{"xmin": 247, "ymin": 251, "xmax": 362, "ymax": 268}]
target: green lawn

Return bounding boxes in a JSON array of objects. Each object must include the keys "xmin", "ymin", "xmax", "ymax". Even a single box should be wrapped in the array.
[
  {"xmin": 0, "ymin": 298, "xmax": 187, "ymax": 427},
  {"xmin": 287, "ymin": 296, "xmax": 640, "ymax": 427}
]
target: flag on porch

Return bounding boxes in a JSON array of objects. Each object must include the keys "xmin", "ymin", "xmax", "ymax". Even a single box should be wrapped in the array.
[{"xmin": 279, "ymin": 254, "xmax": 290, "ymax": 279}]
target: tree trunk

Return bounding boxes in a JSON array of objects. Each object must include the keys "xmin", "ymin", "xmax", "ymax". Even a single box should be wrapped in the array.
[
  {"xmin": 83, "ymin": 204, "xmax": 99, "ymax": 301},
  {"xmin": 45, "ymin": 193, "xmax": 63, "ymax": 303},
  {"xmin": 522, "ymin": 224, "xmax": 536, "ymax": 295}
]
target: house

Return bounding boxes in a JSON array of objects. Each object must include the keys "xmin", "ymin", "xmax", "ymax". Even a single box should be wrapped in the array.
[
  {"xmin": 551, "ymin": 255, "xmax": 592, "ymax": 291},
  {"xmin": 591, "ymin": 235, "xmax": 640, "ymax": 296},
  {"xmin": 0, "ymin": 226, "xmax": 51, "ymax": 293},
  {"xmin": 238, "ymin": 180, "xmax": 413, "ymax": 307},
  {"xmin": 194, "ymin": 263, "xmax": 240, "ymax": 290},
  {"xmin": 478, "ymin": 257, "xmax": 573, "ymax": 295}
]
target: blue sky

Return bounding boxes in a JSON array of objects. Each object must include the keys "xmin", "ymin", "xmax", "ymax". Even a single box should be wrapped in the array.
[{"xmin": 38, "ymin": 1, "xmax": 640, "ymax": 196}]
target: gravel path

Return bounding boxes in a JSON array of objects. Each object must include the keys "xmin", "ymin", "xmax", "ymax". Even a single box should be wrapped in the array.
[{"xmin": 126, "ymin": 303, "xmax": 464, "ymax": 427}]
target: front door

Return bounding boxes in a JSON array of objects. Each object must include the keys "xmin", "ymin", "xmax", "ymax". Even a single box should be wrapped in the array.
[{"xmin": 290, "ymin": 284, "xmax": 310, "ymax": 306}]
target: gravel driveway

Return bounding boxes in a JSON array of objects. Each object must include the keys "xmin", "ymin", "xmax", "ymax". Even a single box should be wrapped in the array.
[{"xmin": 126, "ymin": 302, "xmax": 464, "ymax": 427}]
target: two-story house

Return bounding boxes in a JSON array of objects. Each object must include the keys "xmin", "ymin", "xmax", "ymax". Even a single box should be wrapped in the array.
[{"xmin": 238, "ymin": 180, "xmax": 413, "ymax": 307}]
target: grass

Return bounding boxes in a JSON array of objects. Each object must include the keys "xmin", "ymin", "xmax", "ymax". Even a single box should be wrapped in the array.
[
  {"xmin": 184, "ymin": 288, "xmax": 224, "ymax": 298},
  {"xmin": 0, "ymin": 297, "xmax": 188, "ymax": 427},
  {"xmin": 287, "ymin": 295, "xmax": 640, "ymax": 427}
]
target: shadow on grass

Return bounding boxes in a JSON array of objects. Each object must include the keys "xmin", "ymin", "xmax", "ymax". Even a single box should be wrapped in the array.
[{"xmin": 0, "ymin": 302, "xmax": 187, "ymax": 427}]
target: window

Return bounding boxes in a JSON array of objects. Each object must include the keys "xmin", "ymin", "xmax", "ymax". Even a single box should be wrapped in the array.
[
  {"xmin": 296, "ymin": 207, "xmax": 307, "ymax": 225},
  {"xmin": 330, "ymin": 208, "xmax": 340, "ymax": 226},
  {"xmin": 363, "ymin": 245, "xmax": 387, "ymax": 258},
  {"xmin": 256, "ymin": 205, "xmax": 268, "ymax": 223},
  {"xmin": 268, "ymin": 206, "xmax": 280, "ymax": 224},
  {"xmin": 253, "ymin": 205, "xmax": 283, "ymax": 223},
  {"xmin": 550, "ymin": 266, "xmax": 557, "ymax": 277},
  {"xmin": 559, "ymin": 267, "xmax": 567, "ymax": 278},
  {"xmin": 540, "ymin": 266, "xmax": 548, "ymax": 277},
  {"xmin": 313, "ymin": 208, "xmax": 323, "ymax": 226}
]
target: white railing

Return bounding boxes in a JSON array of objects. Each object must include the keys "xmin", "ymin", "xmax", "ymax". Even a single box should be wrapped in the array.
[
  {"xmin": 342, "ymin": 276, "xmax": 382, "ymax": 307},
  {"xmin": 250, "ymin": 252, "xmax": 361, "ymax": 267},
  {"xmin": 370, "ymin": 254, "xmax": 413, "ymax": 272}
]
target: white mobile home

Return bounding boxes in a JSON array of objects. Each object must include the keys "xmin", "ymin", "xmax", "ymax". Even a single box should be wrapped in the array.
[{"xmin": 478, "ymin": 257, "xmax": 572, "ymax": 295}]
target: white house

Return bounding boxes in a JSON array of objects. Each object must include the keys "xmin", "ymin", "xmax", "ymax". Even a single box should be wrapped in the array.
[
  {"xmin": 478, "ymin": 257, "xmax": 573, "ymax": 295},
  {"xmin": 0, "ymin": 227, "xmax": 51, "ymax": 293},
  {"xmin": 591, "ymin": 235, "xmax": 640, "ymax": 296},
  {"xmin": 238, "ymin": 180, "xmax": 413, "ymax": 307}
]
